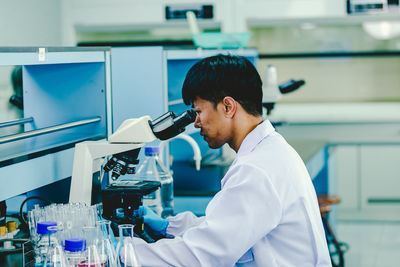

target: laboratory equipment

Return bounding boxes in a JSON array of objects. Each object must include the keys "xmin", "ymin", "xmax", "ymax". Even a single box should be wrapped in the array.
[
  {"xmin": 27, "ymin": 204, "xmax": 121, "ymax": 266},
  {"xmin": 159, "ymin": 133, "xmax": 202, "ymax": 171},
  {"xmin": 96, "ymin": 220, "xmax": 118, "ymax": 267},
  {"xmin": 64, "ymin": 238, "xmax": 87, "ymax": 266},
  {"xmin": 78, "ymin": 245, "xmax": 103, "ymax": 267},
  {"xmin": 27, "ymin": 203, "xmax": 125, "ymax": 266},
  {"xmin": 28, "ymin": 203, "xmax": 99, "ymax": 246},
  {"xmin": 116, "ymin": 224, "xmax": 141, "ymax": 267},
  {"xmin": 186, "ymin": 11, "xmax": 251, "ymax": 49},
  {"xmin": 135, "ymin": 146, "xmax": 174, "ymax": 217},
  {"xmin": 101, "ymin": 180, "xmax": 161, "ymax": 243},
  {"xmin": 43, "ymin": 243, "xmax": 69, "ymax": 267},
  {"xmin": 262, "ymin": 65, "xmax": 281, "ymax": 106},
  {"xmin": 69, "ymin": 109, "xmax": 196, "ymax": 204},
  {"xmin": 69, "ymin": 109, "xmax": 195, "ymax": 242},
  {"xmin": 81, "ymin": 226, "xmax": 98, "ymax": 247},
  {"xmin": 262, "ymin": 65, "xmax": 305, "ymax": 115},
  {"xmin": 34, "ymin": 221, "xmax": 58, "ymax": 266}
]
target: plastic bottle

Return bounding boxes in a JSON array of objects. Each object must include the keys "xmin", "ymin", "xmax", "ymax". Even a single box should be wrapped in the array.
[
  {"xmin": 34, "ymin": 221, "xmax": 59, "ymax": 267},
  {"xmin": 134, "ymin": 146, "xmax": 174, "ymax": 217},
  {"xmin": 64, "ymin": 238, "xmax": 87, "ymax": 266}
]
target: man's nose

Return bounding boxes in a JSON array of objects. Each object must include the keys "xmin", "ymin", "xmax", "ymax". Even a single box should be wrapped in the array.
[{"xmin": 194, "ymin": 114, "xmax": 201, "ymax": 128}]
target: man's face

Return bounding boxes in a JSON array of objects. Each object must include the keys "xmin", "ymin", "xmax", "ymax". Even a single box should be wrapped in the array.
[{"xmin": 192, "ymin": 97, "xmax": 231, "ymax": 149}]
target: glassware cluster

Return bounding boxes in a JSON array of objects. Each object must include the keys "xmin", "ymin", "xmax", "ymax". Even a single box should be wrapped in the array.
[{"xmin": 28, "ymin": 203, "xmax": 141, "ymax": 267}]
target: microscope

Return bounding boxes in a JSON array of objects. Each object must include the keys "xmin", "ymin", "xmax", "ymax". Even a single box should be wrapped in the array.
[{"xmin": 69, "ymin": 109, "xmax": 197, "ymax": 242}]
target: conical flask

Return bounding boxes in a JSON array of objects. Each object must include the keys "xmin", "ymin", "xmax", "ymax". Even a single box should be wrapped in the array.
[
  {"xmin": 116, "ymin": 224, "xmax": 141, "ymax": 267},
  {"xmin": 43, "ymin": 245, "xmax": 69, "ymax": 267},
  {"xmin": 43, "ymin": 226, "xmax": 69, "ymax": 267},
  {"xmin": 85, "ymin": 245, "xmax": 103, "ymax": 267},
  {"xmin": 96, "ymin": 220, "xmax": 117, "ymax": 267}
]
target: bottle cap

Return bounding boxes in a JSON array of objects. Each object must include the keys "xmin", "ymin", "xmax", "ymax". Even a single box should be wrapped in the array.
[
  {"xmin": 65, "ymin": 238, "xmax": 87, "ymax": 252},
  {"xmin": 6, "ymin": 221, "xmax": 18, "ymax": 231},
  {"xmin": 145, "ymin": 146, "xmax": 160, "ymax": 156},
  {"xmin": 0, "ymin": 226, "xmax": 7, "ymax": 236},
  {"xmin": 36, "ymin": 221, "xmax": 57, "ymax": 234}
]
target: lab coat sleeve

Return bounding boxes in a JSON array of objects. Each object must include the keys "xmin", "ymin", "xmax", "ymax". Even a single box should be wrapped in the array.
[
  {"xmin": 133, "ymin": 163, "xmax": 283, "ymax": 267},
  {"xmin": 166, "ymin": 211, "xmax": 205, "ymax": 237}
]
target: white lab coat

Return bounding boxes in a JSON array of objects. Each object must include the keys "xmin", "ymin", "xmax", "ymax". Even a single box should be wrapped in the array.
[{"xmin": 133, "ymin": 120, "xmax": 331, "ymax": 267}]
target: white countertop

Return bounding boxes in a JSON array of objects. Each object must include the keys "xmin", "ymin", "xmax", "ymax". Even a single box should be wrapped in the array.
[{"xmin": 268, "ymin": 102, "xmax": 400, "ymax": 124}]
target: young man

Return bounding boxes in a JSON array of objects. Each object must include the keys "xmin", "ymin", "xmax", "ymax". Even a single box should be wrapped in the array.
[{"xmin": 132, "ymin": 55, "xmax": 331, "ymax": 266}]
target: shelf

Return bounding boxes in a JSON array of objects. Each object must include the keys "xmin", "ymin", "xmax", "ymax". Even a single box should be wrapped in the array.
[
  {"xmin": 259, "ymin": 50, "xmax": 400, "ymax": 59},
  {"xmin": 75, "ymin": 20, "xmax": 221, "ymax": 33},
  {"xmin": 165, "ymin": 48, "xmax": 258, "ymax": 60},
  {"xmin": 248, "ymin": 13, "xmax": 400, "ymax": 28},
  {"xmin": 0, "ymin": 47, "xmax": 111, "ymax": 200},
  {"xmin": 0, "ymin": 47, "xmax": 108, "ymax": 66},
  {"xmin": 0, "ymin": 131, "xmax": 105, "ymax": 167}
]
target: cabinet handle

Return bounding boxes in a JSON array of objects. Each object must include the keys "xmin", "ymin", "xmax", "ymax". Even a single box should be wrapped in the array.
[{"xmin": 368, "ymin": 198, "xmax": 400, "ymax": 204}]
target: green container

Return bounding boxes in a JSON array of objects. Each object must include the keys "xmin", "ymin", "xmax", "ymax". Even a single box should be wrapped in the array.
[{"xmin": 192, "ymin": 32, "xmax": 252, "ymax": 49}]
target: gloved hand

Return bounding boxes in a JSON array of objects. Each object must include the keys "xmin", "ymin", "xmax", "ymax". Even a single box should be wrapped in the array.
[{"xmin": 139, "ymin": 206, "xmax": 169, "ymax": 236}]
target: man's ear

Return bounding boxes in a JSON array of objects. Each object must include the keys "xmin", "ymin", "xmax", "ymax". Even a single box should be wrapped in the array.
[{"xmin": 222, "ymin": 96, "xmax": 236, "ymax": 118}]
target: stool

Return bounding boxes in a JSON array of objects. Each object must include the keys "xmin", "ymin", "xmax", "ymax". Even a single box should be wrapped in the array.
[{"xmin": 318, "ymin": 195, "xmax": 348, "ymax": 267}]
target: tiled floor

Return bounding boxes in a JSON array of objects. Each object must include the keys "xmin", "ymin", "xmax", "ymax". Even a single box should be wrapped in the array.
[{"xmin": 336, "ymin": 221, "xmax": 400, "ymax": 267}]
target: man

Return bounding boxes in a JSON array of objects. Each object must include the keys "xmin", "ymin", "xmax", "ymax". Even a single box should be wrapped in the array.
[{"xmin": 133, "ymin": 55, "xmax": 331, "ymax": 266}]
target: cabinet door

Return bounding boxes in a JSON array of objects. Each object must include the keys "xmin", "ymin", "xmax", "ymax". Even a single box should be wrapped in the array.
[
  {"xmin": 360, "ymin": 145, "xmax": 400, "ymax": 220},
  {"xmin": 333, "ymin": 145, "xmax": 360, "ymax": 213}
]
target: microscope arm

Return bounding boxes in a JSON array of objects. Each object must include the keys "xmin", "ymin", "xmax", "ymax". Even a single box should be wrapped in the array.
[
  {"xmin": 69, "ymin": 109, "xmax": 197, "ymax": 205},
  {"xmin": 69, "ymin": 141, "xmax": 143, "ymax": 204}
]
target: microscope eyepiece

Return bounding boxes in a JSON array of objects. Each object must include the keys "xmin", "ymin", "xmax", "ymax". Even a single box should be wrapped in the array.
[
  {"xmin": 103, "ymin": 109, "xmax": 196, "ymax": 180},
  {"xmin": 150, "ymin": 109, "xmax": 196, "ymax": 140}
]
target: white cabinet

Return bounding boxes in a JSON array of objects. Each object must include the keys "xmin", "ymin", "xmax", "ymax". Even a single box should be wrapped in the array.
[
  {"xmin": 360, "ymin": 145, "xmax": 400, "ymax": 220},
  {"xmin": 333, "ymin": 145, "xmax": 360, "ymax": 212},
  {"xmin": 334, "ymin": 144, "xmax": 400, "ymax": 221},
  {"xmin": 273, "ymin": 110, "xmax": 400, "ymax": 221}
]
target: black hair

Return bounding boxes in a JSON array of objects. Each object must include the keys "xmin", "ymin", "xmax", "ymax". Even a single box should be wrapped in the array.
[{"xmin": 182, "ymin": 54, "xmax": 263, "ymax": 116}]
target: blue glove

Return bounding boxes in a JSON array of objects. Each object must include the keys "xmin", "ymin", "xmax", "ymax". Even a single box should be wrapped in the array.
[{"xmin": 139, "ymin": 206, "xmax": 169, "ymax": 236}]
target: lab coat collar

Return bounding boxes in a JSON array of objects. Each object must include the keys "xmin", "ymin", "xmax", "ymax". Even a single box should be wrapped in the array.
[{"xmin": 236, "ymin": 120, "xmax": 275, "ymax": 157}]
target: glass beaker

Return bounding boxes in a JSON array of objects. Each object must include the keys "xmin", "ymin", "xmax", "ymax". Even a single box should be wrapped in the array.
[{"xmin": 116, "ymin": 224, "xmax": 141, "ymax": 267}]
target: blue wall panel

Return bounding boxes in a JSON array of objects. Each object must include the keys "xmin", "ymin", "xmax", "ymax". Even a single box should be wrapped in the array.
[
  {"xmin": 111, "ymin": 47, "xmax": 166, "ymax": 131},
  {"xmin": 23, "ymin": 63, "xmax": 107, "ymax": 140}
]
